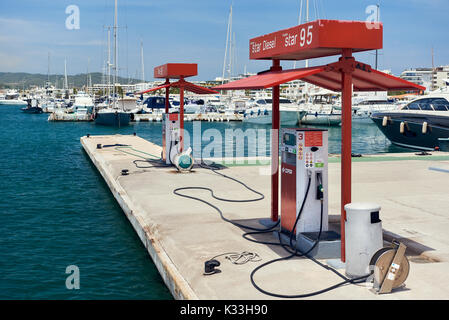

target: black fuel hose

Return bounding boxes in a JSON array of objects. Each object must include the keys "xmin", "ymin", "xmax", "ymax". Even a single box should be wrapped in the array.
[
  {"xmin": 173, "ymin": 159, "xmax": 277, "ymax": 232},
  {"xmin": 249, "ymin": 175, "xmax": 370, "ymax": 298},
  {"xmin": 172, "ymin": 160, "xmax": 370, "ymax": 298},
  {"xmin": 249, "ymin": 200, "xmax": 362, "ymax": 299}
]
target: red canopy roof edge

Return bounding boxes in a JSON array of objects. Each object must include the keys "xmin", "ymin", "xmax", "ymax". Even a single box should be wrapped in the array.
[
  {"xmin": 213, "ymin": 60, "xmax": 425, "ymax": 93},
  {"xmin": 137, "ymin": 83, "xmax": 171, "ymax": 94},
  {"xmin": 137, "ymin": 80, "xmax": 218, "ymax": 95},
  {"xmin": 214, "ymin": 67, "xmax": 325, "ymax": 91}
]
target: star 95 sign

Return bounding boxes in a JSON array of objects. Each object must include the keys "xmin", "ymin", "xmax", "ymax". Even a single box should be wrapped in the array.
[{"xmin": 249, "ymin": 20, "xmax": 383, "ymax": 61}]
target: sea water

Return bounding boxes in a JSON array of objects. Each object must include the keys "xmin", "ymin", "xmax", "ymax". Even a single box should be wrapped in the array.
[{"xmin": 0, "ymin": 105, "xmax": 408, "ymax": 299}]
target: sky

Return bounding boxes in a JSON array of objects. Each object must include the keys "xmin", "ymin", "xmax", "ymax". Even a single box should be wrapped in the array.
[{"xmin": 0, "ymin": 0, "xmax": 448, "ymax": 81}]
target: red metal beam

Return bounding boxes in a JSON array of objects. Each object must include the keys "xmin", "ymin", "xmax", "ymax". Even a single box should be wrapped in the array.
[
  {"xmin": 179, "ymin": 78, "xmax": 185, "ymax": 152},
  {"xmin": 340, "ymin": 49, "xmax": 354, "ymax": 262},
  {"xmin": 271, "ymin": 60, "xmax": 281, "ymax": 222},
  {"xmin": 165, "ymin": 79, "xmax": 170, "ymax": 114}
]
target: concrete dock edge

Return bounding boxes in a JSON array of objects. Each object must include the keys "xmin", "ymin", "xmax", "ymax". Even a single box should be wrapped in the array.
[{"xmin": 81, "ymin": 136, "xmax": 198, "ymax": 300}]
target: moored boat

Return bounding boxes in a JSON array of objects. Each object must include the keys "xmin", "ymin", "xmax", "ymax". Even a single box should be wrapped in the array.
[
  {"xmin": 371, "ymin": 94, "xmax": 449, "ymax": 150},
  {"xmin": 0, "ymin": 90, "xmax": 27, "ymax": 106},
  {"xmin": 95, "ymin": 108, "xmax": 131, "ymax": 127},
  {"xmin": 21, "ymin": 99, "xmax": 43, "ymax": 114},
  {"xmin": 298, "ymin": 91, "xmax": 341, "ymax": 126},
  {"xmin": 243, "ymin": 97, "xmax": 300, "ymax": 126}
]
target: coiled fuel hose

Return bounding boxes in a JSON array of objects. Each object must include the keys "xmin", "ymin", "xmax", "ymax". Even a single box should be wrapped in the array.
[
  {"xmin": 114, "ymin": 146, "xmax": 171, "ymax": 168},
  {"xmin": 173, "ymin": 160, "xmax": 277, "ymax": 232},
  {"xmin": 172, "ymin": 160, "xmax": 371, "ymax": 298}
]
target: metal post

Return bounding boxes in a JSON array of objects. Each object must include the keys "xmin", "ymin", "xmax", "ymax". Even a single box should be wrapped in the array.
[
  {"xmin": 162, "ymin": 79, "xmax": 170, "ymax": 162},
  {"xmin": 165, "ymin": 79, "xmax": 170, "ymax": 114},
  {"xmin": 271, "ymin": 60, "xmax": 282, "ymax": 222},
  {"xmin": 340, "ymin": 49, "xmax": 354, "ymax": 262},
  {"xmin": 179, "ymin": 78, "xmax": 185, "ymax": 153}
]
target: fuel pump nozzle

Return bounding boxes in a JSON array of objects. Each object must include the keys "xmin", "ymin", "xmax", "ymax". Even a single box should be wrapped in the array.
[{"xmin": 316, "ymin": 171, "xmax": 324, "ymax": 200}]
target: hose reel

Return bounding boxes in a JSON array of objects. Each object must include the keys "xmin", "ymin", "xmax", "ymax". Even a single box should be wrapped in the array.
[
  {"xmin": 370, "ymin": 240, "xmax": 410, "ymax": 294},
  {"xmin": 172, "ymin": 147, "xmax": 194, "ymax": 172}
]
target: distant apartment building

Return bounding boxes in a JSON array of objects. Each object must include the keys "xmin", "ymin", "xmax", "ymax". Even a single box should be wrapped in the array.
[
  {"xmin": 88, "ymin": 82, "xmax": 163, "ymax": 95},
  {"xmin": 400, "ymin": 68, "xmax": 433, "ymax": 91},
  {"xmin": 400, "ymin": 66, "xmax": 449, "ymax": 92},
  {"xmin": 432, "ymin": 65, "xmax": 449, "ymax": 89}
]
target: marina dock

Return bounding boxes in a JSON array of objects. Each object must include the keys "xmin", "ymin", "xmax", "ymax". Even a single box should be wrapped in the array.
[
  {"xmin": 81, "ymin": 134, "xmax": 449, "ymax": 299},
  {"xmin": 47, "ymin": 112, "xmax": 244, "ymax": 122},
  {"xmin": 133, "ymin": 113, "xmax": 243, "ymax": 122}
]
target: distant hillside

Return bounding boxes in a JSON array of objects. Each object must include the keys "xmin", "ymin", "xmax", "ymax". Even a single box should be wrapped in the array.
[{"xmin": 0, "ymin": 72, "xmax": 142, "ymax": 89}]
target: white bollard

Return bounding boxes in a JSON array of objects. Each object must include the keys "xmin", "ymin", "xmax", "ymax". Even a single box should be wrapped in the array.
[{"xmin": 344, "ymin": 203, "xmax": 383, "ymax": 278}]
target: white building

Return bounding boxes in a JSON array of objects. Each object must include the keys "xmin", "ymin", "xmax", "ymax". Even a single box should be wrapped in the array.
[
  {"xmin": 400, "ymin": 68, "xmax": 433, "ymax": 91},
  {"xmin": 432, "ymin": 66, "xmax": 449, "ymax": 90}
]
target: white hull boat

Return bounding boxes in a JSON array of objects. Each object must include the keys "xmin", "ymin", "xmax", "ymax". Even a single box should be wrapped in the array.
[{"xmin": 243, "ymin": 109, "xmax": 299, "ymax": 126}]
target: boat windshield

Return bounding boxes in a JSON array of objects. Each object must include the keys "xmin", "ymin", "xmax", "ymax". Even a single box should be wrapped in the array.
[
  {"xmin": 402, "ymin": 98, "xmax": 449, "ymax": 111},
  {"xmin": 313, "ymin": 95, "xmax": 333, "ymax": 104},
  {"xmin": 357, "ymin": 100, "xmax": 395, "ymax": 105},
  {"xmin": 257, "ymin": 99, "xmax": 291, "ymax": 104}
]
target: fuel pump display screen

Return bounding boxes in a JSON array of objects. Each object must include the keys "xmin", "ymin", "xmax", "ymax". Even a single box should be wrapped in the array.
[
  {"xmin": 305, "ymin": 131, "xmax": 323, "ymax": 147},
  {"xmin": 283, "ymin": 133, "xmax": 296, "ymax": 146}
]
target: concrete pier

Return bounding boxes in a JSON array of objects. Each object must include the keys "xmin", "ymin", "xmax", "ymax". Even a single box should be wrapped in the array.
[
  {"xmin": 132, "ymin": 113, "xmax": 243, "ymax": 122},
  {"xmin": 81, "ymin": 134, "xmax": 449, "ymax": 299},
  {"xmin": 48, "ymin": 112, "xmax": 93, "ymax": 121},
  {"xmin": 48, "ymin": 112, "xmax": 243, "ymax": 122}
]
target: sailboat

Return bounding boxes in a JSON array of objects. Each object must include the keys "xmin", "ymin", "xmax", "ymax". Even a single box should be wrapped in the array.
[
  {"xmin": 21, "ymin": 98, "xmax": 43, "ymax": 113},
  {"xmin": 95, "ymin": 0, "xmax": 131, "ymax": 127}
]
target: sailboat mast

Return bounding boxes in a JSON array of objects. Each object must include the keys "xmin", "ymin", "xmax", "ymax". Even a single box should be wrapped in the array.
[
  {"xmin": 221, "ymin": 4, "xmax": 232, "ymax": 84},
  {"xmin": 228, "ymin": 6, "xmax": 233, "ymax": 79},
  {"xmin": 305, "ymin": 0, "xmax": 309, "ymax": 68},
  {"xmin": 306, "ymin": 0, "xmax": 309, "ymax": 22},
  {"xmin": 87, "ymin": 57, "xmax": 92, "ymax": 91},
  {"xmin": 64, "ymin": 59, "xmax": 68, "ymax": 90},
  {"xmin": 107, "ymin": 27, "xmax": 111, "ymax": 101},
  {"xmin": 375, "ymin": 4, "xmax": 379, "ymax": 95},
  {"xmin": 232, "ymin": 32, "xmax": 236, "ymax": 78},
  {"xmin": 140, "ymin": 40, "xmax": 145, "ymax": 82},
  {"xmin": 375, "ymin": 4, "xmax": 380, "ymax": 70},
  {"xmin": 113, "ymin": 0, "xmax": 118, "ymax": 108},
  {"xmin": 431, "ymin": 47, "xmax": 435, "ymax": 91},
  {"xmin": 294, "ymin": 0, "xmax": 304, "ymax": 69},
  {"xmin": 47, "ymin": 52, "xmax": 50, "ymax": 86}
]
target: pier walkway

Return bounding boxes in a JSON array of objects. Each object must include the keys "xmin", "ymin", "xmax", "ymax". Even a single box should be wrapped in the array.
[
  {"xmin": 81, "ymin": 134, "xmax": 449, "ymax": 299},
  {"xmin": 48, "ymin": 112, "xmax": 243, "ymax": 122}
]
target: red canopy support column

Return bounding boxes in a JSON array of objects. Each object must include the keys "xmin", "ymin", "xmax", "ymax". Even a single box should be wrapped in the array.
[
  {"xmin": 340, "ymin": 49, "xmax": 354, "ymax": 262},
  {"xmin": 165, "ymin": 79, "xmax": 170, "ymax": 114},
  {"xmin": 179, "ymin": 77, "xmax": 185, "ymax": 152},
  {"xmin": 271, "ymin": 60, "xmax": 282, "ymax": 222}
]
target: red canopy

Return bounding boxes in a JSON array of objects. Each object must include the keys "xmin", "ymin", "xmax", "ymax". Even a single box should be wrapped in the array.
[
  {"xmin": 214, "ymin": 60, "xmax": 425, "ymax": 92},
  {"xmin": 137, "ymin": 79, "xmax": 218, "ymax": 95}
]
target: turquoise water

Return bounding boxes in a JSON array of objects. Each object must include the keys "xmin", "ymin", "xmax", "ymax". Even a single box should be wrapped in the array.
[{"xmin": 0, "ymin": 105, "xmax": 408, "ymax": 300}]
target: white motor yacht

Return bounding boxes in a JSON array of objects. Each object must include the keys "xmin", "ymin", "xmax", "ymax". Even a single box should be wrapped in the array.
[
  {"xmin": 299, "ymin": 91, "xmax": 341, "ymax": 126},
  {"xmin": 243, "ymin": 97, "xmax": 300, "ymax": 126},
  {"xmin": 334, "ymin": 92, "xmax": 400, "ymax": 123},
  {"xmin": 65, "ymin": 92, "xmax": 95, "ymax": 117},
  {"xmin": 0, "ymin": 89, "xmax": 27, "ymax": 105}
]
